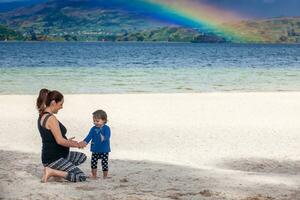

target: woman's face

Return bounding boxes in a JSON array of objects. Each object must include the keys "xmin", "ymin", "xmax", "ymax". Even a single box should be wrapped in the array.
[{"xmin": 52, "ymin": 98, "xmax": 64, "ymax": 114}]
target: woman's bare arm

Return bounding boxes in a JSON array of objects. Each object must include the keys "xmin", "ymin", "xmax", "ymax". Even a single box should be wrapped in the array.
[{"xmin": 47, "ymin": 115, "xmax": 79, "ymax": 148}]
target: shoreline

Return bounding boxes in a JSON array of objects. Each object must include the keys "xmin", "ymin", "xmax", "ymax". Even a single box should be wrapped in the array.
[
  {"xmin": 1, "ymin": 41, "xmax": 300, "ymax": 45},
  {"xmin": 1, "ymin": 90, "xmax": 300, "ymax": 95}
]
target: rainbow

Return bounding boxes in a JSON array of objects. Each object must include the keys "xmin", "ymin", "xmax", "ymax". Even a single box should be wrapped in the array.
[{"xmin": 120, "ymin": 0, "xmax": 263, "ymax": 42}]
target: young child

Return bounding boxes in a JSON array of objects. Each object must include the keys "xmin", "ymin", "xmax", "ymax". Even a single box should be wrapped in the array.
[{"xmin": 81, "ymin": 109, "xmax": 111, "ymax": 179}]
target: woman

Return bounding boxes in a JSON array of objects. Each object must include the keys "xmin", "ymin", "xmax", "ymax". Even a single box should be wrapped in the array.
[{"xmin": 36, "ymin": 88, "xmax": 87, "ymax": 183}]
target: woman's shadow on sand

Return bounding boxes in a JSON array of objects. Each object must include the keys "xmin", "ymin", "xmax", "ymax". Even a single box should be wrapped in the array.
[{"xmin": 1, "ymin": 150, "xmax": 300, "ymax": 200}]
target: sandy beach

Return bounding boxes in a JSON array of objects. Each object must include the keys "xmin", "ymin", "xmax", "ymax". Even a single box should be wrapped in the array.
[{"xmin": 1, "ymin": 92, "xmax": 300, "ymax": 200}]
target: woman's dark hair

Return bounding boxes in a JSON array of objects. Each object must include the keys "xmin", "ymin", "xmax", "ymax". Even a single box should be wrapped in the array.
[
  {"xmin": 93, "ymin": 110, "xmax": 107, "ymax": 123},
  {"xmin": 36, "ymin": 88, "xmax": 64, "ymax": 115}
]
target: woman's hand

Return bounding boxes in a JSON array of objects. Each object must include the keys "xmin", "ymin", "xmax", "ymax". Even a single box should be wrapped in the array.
[
  {"xmin": 67, "ymin": 137, "xmax": 80, "ymax": 148},
  {"xmin": 78, "ymin": 141, "xmax": 87, "ymax": 149},
  {"xmin": 68, "ymin": 137, "xmax": 87, "ymax": 149}
]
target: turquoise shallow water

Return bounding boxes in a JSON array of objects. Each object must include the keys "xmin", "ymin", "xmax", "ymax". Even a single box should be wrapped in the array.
[{"xmin": 0, "ymin": 42, "xmax": 300, "ymax": 94}]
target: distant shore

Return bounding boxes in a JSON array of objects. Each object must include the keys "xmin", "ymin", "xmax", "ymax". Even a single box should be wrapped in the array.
[{"xmin": 1, "ymin": 38, "xmax": 300, "ymax": 44}]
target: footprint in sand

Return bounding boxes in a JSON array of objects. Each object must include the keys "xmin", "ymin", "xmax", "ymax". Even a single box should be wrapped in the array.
[
  {"xmin": 167, "ymin": 189, "xmax": 216, "ymax": 199},
  {"xmin": 167, "ymin": 192, "xmax": 207, "ymax": 199},
  {"xmin": 166, "ymin": 188, "xmax": 180, "ymax": 191},
  {"xmin": 76, "ymin": 185, "xmax": 97, "ymax": 191},
  {"xmin": 242, "ymin": 195, "xmax": 275, "ymax": 200},
  {"xmin": 199, "ymin": 189, "xmax": 214, "ymax": 197},
  {"xmin": 120, "ymin": 178, "xmax": 129, "ymax": 183},
  {"xmin": 113, "ymin": 184, "xmax": 129, "ymax": 189}
]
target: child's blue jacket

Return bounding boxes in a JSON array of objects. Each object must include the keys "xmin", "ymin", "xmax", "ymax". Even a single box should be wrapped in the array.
[{"xmin": 84, "ymin": 124, "xmax": 111, "ymax": 153}]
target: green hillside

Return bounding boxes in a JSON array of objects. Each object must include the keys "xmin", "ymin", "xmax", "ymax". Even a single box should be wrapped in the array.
[
  {"xmin": 0, "ymin": 24, "xmax": 25, "ymax": 40},
  {"xmin": 0, "ymin": 0, "xmax": 299, "ymax": 43},
  {"xmin": 227, "ymin": 17, "xmax": 300, "ymax": 43}
]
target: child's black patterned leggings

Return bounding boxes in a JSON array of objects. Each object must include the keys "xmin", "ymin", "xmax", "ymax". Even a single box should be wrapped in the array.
[{"xmin": 91, "ymin": 152, "xmax": 109, "ymax": 171}]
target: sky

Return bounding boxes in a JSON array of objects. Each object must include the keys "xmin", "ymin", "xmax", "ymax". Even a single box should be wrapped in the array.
[
  {"xmin": 0, "ymin": 0, "xmax": 299, "ymax": 19},
  {"xmin": 202, "ymin": 0, "xmax": 300, "ymax": 19}
]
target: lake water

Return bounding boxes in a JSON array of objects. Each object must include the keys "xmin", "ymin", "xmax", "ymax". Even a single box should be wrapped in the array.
[{"xmin": 0, "ymin": 42, "xmax": 300, "ymax": 94}]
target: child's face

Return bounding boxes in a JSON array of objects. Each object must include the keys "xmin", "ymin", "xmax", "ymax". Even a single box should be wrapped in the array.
[{"xmin": 93, "ymin": 117, "xmax": 105, "ymax": 127}]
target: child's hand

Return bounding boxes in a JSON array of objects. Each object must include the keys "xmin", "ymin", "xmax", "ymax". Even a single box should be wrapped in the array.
[
  {"xmin": 100, "ymin": 134, "xmax": 104, "ymax": 142},
  {"xmin": 78, "ymin": 141, "xmax": 87, "ymax": 149}
]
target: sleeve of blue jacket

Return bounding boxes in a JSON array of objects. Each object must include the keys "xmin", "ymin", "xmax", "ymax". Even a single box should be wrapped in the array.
[
  {"xmin": 102, "ymin": 126, "xmax": 111, "ymax": 141},
  {"xmin": 84, "ymin": 127, "xmax": 93, "ymax": 144}
]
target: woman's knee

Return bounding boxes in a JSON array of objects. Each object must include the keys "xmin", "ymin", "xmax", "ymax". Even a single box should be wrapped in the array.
[
  {"xmin": 77, "ymin": 152, "xmax": 87, "ymax": 165},
  {"xmin": 81, "ymin": 153, "xmax": 87, "ymax": 163},
  {"xmin": 66, "ymin": 168, "xmax": 86, "ymax": 182},
  {"xmin": 71, "ymin": 152, "xmax": 87, "ymax": 166}
]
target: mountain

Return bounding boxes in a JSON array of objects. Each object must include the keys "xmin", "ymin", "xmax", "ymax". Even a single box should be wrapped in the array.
[
  {"xmin": 0, "ymin": 24, "xmax": 25, "ymax": 40},
  {"xmin": 0, "ymin": 0, "xmax": 165, "ymax": 33},
  {"xmin": 226, "ymin": 17, "xmax": 300, "ymax": 43},
  {"xmin": 0, "ymin": 0, "xmax": 224, "ymax": 42},
  {"xmin": 0, "ymin": 0, "xmax": 299, "ymax": 43}
]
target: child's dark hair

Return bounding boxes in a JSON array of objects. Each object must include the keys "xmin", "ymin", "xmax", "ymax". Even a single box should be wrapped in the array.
[{"xmin": 93, "ymin": 110, "xmax": 107, "ymax": 123}]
